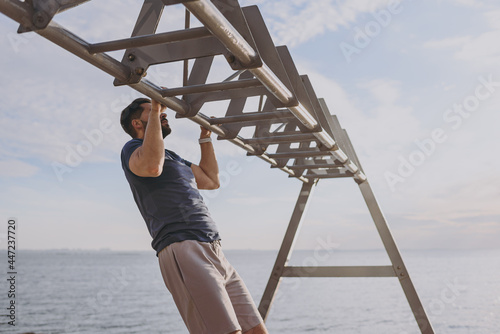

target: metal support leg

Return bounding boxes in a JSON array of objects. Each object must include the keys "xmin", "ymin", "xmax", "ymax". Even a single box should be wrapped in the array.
[
  {"xmin": 358, "ymin": 181, "xmax": 435, "ymax": 334},
  {"xmin": 258, "ymin": 180, "xmax": 317, "ymax": 320}
]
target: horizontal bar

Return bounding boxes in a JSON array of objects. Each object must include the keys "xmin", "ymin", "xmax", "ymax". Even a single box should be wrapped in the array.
[
  {"xmin": 265, "ymin": 150, "xmax": 333, "ymax": 159},
  {"xmin": 303, "ymin": 172, "xmax": 352, "ymax": 179},
  {"xmin": 282, "ymin": 265, "xmax": 396, "ymax": 278},
  {"xmin": 161, "ymin": 78, "xmax": 262, "ymax": 97},
  {"xmin": 243, "ymin": 133, "xmax": 316, "ymax": 145},
  {"xmin": 88, "ymin": 27, "xmax": 211, "ymax": 54},
  {"xmin": 284, "ymin": 164, "xmax": 342, "ymax": 170},
  {"xmin": 208, "ymin": 110, "xmax": 294, "ymax": 125}
]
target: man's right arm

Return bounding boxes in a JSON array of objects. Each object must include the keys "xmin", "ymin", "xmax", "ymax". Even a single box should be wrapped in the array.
[{"xmin": 128, "ymin": 100, "xmax": 165, "ymax": 177}]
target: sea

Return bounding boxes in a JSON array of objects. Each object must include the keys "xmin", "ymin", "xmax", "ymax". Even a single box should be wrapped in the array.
[{"xmin": 0, "ymin": 248, "xmax": 499, "ymax": 334}]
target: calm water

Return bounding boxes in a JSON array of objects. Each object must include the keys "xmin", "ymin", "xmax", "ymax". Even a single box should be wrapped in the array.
[{"xmin": 0, "ymin": 249, "xmax": 499, "ymax": 334}]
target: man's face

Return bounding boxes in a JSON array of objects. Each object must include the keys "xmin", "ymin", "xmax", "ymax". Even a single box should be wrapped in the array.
[{"xmin": 139, "ymin": 103, "xmax": 171, "ymax": 138}]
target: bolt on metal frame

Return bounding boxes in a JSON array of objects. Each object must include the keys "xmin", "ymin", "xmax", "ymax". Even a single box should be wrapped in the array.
[{"xmin": 0, "ymin": 0, "xmax": 434, "ymax": 332}]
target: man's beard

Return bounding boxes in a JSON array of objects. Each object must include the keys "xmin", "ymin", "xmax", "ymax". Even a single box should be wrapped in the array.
[
  {"xmin": 161, "ymin": 124, "xmax": 172, "ymax": 138},
  {"xmin": 141, "ymin": 120, "xmax": 171, "ymax": 138}
]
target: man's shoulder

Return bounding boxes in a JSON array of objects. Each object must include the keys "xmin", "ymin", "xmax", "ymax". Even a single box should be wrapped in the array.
[
  {"xmin": 123, "ymin": 138, "xmax": 143, "ymax": 148},
  {"xmin": 121, "ymin": 138, "xmax": 144, "ymax": 167},
  {"xmin": 122, "ymin": 138, "xmax": 143, "ymax": 153},
  {"xmin": 165, "ymin": 148, "xmax": 180, "ymax": 158}
]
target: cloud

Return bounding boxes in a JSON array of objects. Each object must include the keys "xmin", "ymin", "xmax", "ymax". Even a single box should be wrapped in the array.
[
  {"xmin": 358, "ymin": 78, "xmax": 402, "ymax": 105},
  {"xmin": 422, "ymin": 10, "xmax": 500, "ymax": 66},
  {"xmin": 0, "ymin": 77, "xmax": 127, "ymax": 164},
  {"xmin": 225, "ymin": 193, "xmax": 296, "ymax": 205},
  {"xmin": 423, "ymin": 35, "xmax": 472, "ymax": 49},
  {"xmin": 294, "ymin": 53, "xmax": 500, "ymax": 249},
  {"xmin": 449, "ymin": 0, "xmax": 485, "ymax": 7},
  {"xmin": 55, "ymin": 0, "xmax": 183, "ymax": 42},
  {"xmin": 0, "ymin": 159, "xmax": 39, "ymax": 177},
  {"xmin": 484, "ymin": 10, "xmax": 500, "ymax": 29},
  {"xmin": 454, "ymin": 30, "xmax": 500, "ymax": 64},
  {"xmin": 251, "ymin": 0, "xmax": 404, "ymax": 47},
  {"xmin": 0, "ymin": 184, "xmax": 151, "ymax": 250},
  {"xmin": 454, "ymin": 214, "xmax": 500, "ymax": 224},
  {"xmin": 300, "ymin": 64, "xmax": 421, "ymax": 159}
]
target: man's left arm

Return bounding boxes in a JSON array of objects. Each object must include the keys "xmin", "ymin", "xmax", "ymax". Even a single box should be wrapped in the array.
[{"xmin": 191, "ymin": 125, "xmax": 220, "ymax": 190}]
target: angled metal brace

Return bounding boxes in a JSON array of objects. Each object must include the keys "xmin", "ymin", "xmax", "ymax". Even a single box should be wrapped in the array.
[
  {"xmin": 358, "ymin": 180, "xmax": 434, "ymax": 333},
  {"xmin": 289, "ymin": 140, "xmax": 316, "ymax": 177},
  {"xmin": 242, "ymin": 6, "xmax": 298, "ymax": 108},
  {"xmin": 301, "ymin": 75, "xmax": 337, "ymax": 140},
  {"xmin": 182, "ymin": 0, "xmax": 262, "ymax": 70},
  {"xmin": 175, "ymin": 55, "xmax": 214, "ymax": 117},
  {"xmin": 216, "ymin": 70, "xmax": 257, "ymax": 140},
  {"xmin": 275, "ymin": 46, "xmax": 322, "ymax": 133},
  {"xmin": 246, "ymin": 98, "xmax": 276, "ymax": 153},
  {"xmin": 113, "ymin": 0, "xmax": 165, "ymax": 86},
  {"xmin": 258, "ymin": 180, "xmax": 317, "ymax": 321},
  {"xmin": 267, "ymin": 121, "xmax": 301, "ymax": 167}
]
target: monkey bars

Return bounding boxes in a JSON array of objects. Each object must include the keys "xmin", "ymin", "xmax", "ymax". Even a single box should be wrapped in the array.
[{"xmin": 0, "ymin": 0, "xmax": 434, "ymax": 332}]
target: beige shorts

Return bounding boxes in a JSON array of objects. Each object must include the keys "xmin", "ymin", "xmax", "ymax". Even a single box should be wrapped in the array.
[{"xmin": 158, "ymin": 240, "xmax": 263, "ymax": 334}]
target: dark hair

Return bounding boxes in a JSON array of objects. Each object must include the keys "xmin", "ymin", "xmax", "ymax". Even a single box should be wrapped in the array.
[{"xmin": 120, "ymin": 98, "xmax": 151, "ymax": 138}]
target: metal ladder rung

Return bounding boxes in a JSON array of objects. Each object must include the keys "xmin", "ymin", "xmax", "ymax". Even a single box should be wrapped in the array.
[
  {"xmin": 161, "ymin": 78, "xmax": 262, "ymax": 97},
  {"xmin": 208, "ymin": 110, "xmax": 295, "ymax": 125},
  {"xmin": 243, "ymin": 133, "xmax": 316, "ymax": 145},
  {"xmin": 88, "ymin": 27, "xmax": 211, "ymax": 54},
  {"xmin": 282, "ymin": 163, "xmax": 342, "ymax": 170},
  {"xmin": 264, "ymin": 150, "xmax": 333, "ymax": 159},
  {"xmin": 303, "ymin": 172, "xmax": 352, "ymax": 179}
]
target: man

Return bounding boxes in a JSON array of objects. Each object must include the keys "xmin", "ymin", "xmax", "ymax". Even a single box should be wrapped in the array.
[{"xmin": 120, "ymin": 97, "xmax": 268, "ymax": 334}]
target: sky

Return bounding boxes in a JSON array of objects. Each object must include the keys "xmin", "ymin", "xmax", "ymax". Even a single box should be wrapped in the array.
[{"xmin": 0, "ymin": 0, "xmax": 499, "ymax": 253}]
